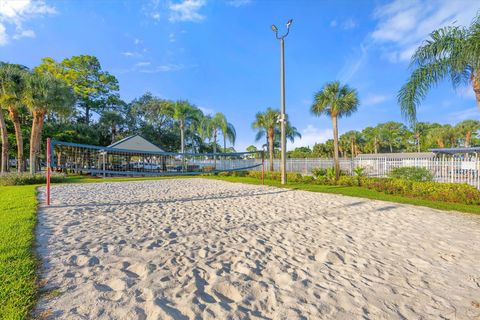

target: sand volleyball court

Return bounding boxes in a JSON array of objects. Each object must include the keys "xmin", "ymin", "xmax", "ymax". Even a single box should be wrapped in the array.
[{"xmin": 35, "ymin": 178, "xmax": 480, "ymax": 319}]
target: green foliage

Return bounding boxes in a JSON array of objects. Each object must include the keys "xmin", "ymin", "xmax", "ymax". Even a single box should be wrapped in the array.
[
  {"xmin": 361, "ymin": 178, "xmax": 480, "ymax": 205},
  {"xmin": 0, "ymin": 172, "xmax": 66, "ymax": 186},
  {"xmin": 35, "ymin": 56, "xmax": 120, "ymax": 124},
  {"xmin": 311, "ymin": 167, "xmax": 327, "ymax": 177},
  {"xmin": 398, "ymin": 14, "xmax": 480, "ymax": 123},
  {"xmin": 388, "ymin": 167, "xmax": 433, "ymax": 182}
]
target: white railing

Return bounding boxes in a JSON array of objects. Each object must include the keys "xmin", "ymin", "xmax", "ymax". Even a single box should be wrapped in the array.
[{"xmin": 206, "ymin": 156, "xmax": 480, "ymax": 189}]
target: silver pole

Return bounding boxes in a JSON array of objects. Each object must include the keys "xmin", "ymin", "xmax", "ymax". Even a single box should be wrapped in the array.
[
  {"xmin": 280, "ymin": 37, "xmax": 287, "ymax": 185},
  {"xmin": 272, "ymin": 19, "xmax": 292, "ymax": 185}
]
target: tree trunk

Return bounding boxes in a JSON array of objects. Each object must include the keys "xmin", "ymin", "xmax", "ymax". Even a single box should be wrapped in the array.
[
  {"xmin": 213, "ymin": 128, "xmax": 217, "ymax": 168},
  {"xmin": 374, "ymin": 136, "xmax": 378, "ymax": 154},
  {"xmin": 471, "ymin": 72, "xmax": 480, "ymax": 107},
  {"xmin": 30, "ymin": 110, "xmax": 46, "ymax": 174},
  {"xmin": 389, "ymin": 143, "xmax": 393, "ymax": 153},
  {"xmin": 223, "ymin": 135, "xmax": 226, "ymax": 153},
  {"xmin": 180, "ymin": 121, "xmax": 185, "ymax": 153},
  {"xmin": 331, "ymin": 116, "xmax": 340, "ymax": 180},
  {"xmin": 268, "ymin": 127, "xmax": 274, "ymax": 172},
  {"xmin": 0, "ymin": 108, "xmax": 8, "ymax": 173},
  {"xmin": 465, "ymin": 130, "xmax": 471, "ymax": 147},
  {"xmin": 85, "ymin": 105, "xmax": 90, "ymax": 125},
  {"xmin": 350, "ymin": 138, "xmax": 355, "ymax": 159},
  {"xmin": 8, "ymin": 107, "xmax": 23, "ymax": 173},
  {"xmin": 437, "ymin": 139, "xmax": 445, "ymax": 148}
]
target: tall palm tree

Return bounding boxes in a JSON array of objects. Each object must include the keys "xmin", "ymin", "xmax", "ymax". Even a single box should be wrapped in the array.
[
  {"xmin": 252, "ymin": 108, "xmax": 301, "ymax": 171},
  {"xmin": 455, "ymin": 120, "xmax": 480, "ymax": 147},
  {"xmin": 398, "ymin": 14, "xmax": 480, "ymax": 123},
  {"xmin": 311, "ymin": 81, "xmax": 359, "ymax": 180},
  {"xmin": 171, "ymin": 100, "xmax": 201, "ymax": 154},
  {"xmin": 252, "ymin": 107, "xmax": 278, "ymax": 171},
  {"xmin": 0, "ymin": 103, "xmax": 7, "ymax": 173},
  {"xmin": 23, "ymin": 72, "xmax": 74, "ymax": 173},
  {"xmin": 0, "ymin": 64, "xmax": 28, "ymax": 172},
  {"xmin": 222, "ymin": 121, "xmax": 236, "ymax": 152}
]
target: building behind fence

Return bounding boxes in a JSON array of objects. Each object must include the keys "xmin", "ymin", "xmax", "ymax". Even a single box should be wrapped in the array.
[{"xmin": 205, "ymin": 151, "xmax": 480, "ymax": 189}]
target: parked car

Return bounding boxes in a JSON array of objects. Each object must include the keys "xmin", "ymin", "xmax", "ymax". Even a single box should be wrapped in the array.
[{"xmin": 129, "ymin": 162, "xmax": 161, "ymax": 171}]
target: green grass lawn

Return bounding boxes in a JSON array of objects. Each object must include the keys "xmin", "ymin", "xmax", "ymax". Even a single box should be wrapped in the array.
[
  {"xmin": 1, "ymin": 173, "xmax": 479, "ymax": 319},
  {"xmin": 0, "ymin": 185, "xmax": 38, "ymax": 320}
]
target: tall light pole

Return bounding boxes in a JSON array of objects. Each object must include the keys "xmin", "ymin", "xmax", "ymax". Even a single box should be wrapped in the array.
[{"xmin": 271, "ymin": 19, "xmax": 293, "ymax": 185}]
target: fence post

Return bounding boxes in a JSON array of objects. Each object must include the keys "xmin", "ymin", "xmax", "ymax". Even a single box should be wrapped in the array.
[
  {"xmin": 102, "ymin": 151, "xmax": 106, "ymax": 178},
  {"xmin": 450, "ymin": 157, "xmax": 454, "ymax": 183},
  {"xmin": 46, "ymin": 138, "xmax": 51, "ymax": 206}
]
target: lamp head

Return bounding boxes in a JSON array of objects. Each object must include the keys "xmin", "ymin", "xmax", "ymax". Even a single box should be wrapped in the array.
[
  {"xmin": 271, "ymin": 24, "xmax": 278, "ymax": 33},
  {"xmin": 286, "ymin": 19, "xmax": 293, "ymax": 28}
]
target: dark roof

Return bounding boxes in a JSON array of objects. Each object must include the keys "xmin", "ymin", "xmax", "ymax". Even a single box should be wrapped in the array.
[
  {"xmin": 430, "ymin": 147, "xmax": 480, "ymax": 154},
  {"xmin": 356, "ymin": 152, "xmax": 435, "ymax": 159}
]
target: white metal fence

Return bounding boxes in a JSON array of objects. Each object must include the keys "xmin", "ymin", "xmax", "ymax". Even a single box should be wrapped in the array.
[{"xmin": 207, "ymin": 156, "xmax": 480, "ymax": 189}]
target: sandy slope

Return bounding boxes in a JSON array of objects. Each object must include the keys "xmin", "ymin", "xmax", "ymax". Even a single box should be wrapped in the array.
[{"xmin": 35, "ymin": 178, "xmax": 480, "ymax": 319}]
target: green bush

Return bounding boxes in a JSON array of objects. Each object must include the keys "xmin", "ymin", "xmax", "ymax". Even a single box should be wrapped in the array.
[
  {"xmin": 311, "ymin": 167, "xmax": 327, "ymax": 177},
  {"xmin": 301, "ymin": 176, "xmax": 314, "ymax": 183},
  {"xmin": 360, "ymin": 177, "xmax": 480, "ymax": 205},
  {"xmin": 0, "ymin": 172, "xmax": 66, "ymax": 186},
  {"xmin": 388, "ymin": 166, "xmax": 433, "ymax": 182}
]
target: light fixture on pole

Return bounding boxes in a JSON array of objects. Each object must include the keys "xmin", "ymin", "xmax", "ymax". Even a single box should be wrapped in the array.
[{"xmin": 271, "ymin": 19, "xmax": 293, "ymax": 185}]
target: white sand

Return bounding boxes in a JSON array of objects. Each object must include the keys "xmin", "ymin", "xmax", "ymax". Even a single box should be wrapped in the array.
[{"xmin": 35, "ymin": 178, "xmax": 480, "ymax": 319}]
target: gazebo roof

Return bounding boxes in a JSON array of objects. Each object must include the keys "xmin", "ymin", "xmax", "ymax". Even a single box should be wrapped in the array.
[{"xmin": 430, "ymin": 147, "xmax": 480, "ymax": 154}]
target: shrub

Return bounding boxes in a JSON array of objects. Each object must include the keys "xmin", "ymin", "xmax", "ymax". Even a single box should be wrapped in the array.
[
  {"xmin": 0, "ymin": 172, "xmax": 66, "ymax": 186},
  {"xmin": 360, "ymin": 177, "xmax": 480, "ymax": 205},
  {"xmin": 336, "ymin": 176, "xmax": 359, "ymax": 186},
  {"xmin": 301, "ymin": 176, "xmax": 314, "ymax": 183},
  {"xmin": 388, "ymin": 167, "xmax": 433, "ymax": 182},
  {"xmin": 311, "ymin": 167, "xmax": 327, "ymax": 178}
]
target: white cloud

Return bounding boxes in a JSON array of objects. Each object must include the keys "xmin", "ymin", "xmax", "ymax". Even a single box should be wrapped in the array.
[
  {"xmin": 449, "ymin": 107, "xmax": 480, "ymax": 121},
  {"xmin": 363, "ymin": 94, "xmax": 389, "ymax": 106},
  {"xmin": 337, "ymin": 43, "xmax": 369, "ymax": 83},
  {"xmin": 169, "ymin": 32, "xmax": 176, "ymax": 42},
  {"xmin": 289, "ymin": 125, "xmax": 333, "ymax": 150},
  {"xmin": 199, "ymin": 106, "xmax": 214, "ymax": 115},
  {"xmin": 371, "ymin": 0, "xmax": 480, "ymax": 62},
  {"xmin": 342, "ymin": 18, "xmax": 357, "ymax": 30},
  {"xmin": 138, "ymin": 64, "xmax": 185, "ymax": 73},
  {"xmin": 12, "ymin": 28, "xmax": 34, "ymax": 39},
  {"xmin": 0, "ymin": 23, "xmax": 7, "ymax": 45},
  {"xmin": 330, "ymin": 18, "xmax": 357, "ymax": 30},
  {"xmin": 169, "ymin": 0, "xmax": 206, "ymax": 23},
  {"xmin": 226, "ymin": 0, "xmax": 251, "ymax": 7},
  {"xmin": 135, "ymin": 61, "xmax": 151, "ymax": 67},
  {"xmin": 0, "ymin": 0, "xmax": 56, "ymax": 45},
  {"xmin": 457, "ymin": 86, "xmax": 476, "ymax": 100}
]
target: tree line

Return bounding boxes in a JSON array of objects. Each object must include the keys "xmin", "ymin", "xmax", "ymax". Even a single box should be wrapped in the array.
[
  {"xmin": 0, "ymin": 56, "xmax": 236, "ymax": 174},
  {"xmin": 284, "ymin": 120, "xmax": 480, "ymax": 159}
]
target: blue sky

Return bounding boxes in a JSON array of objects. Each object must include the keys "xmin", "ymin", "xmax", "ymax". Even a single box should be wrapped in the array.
[{"xmin": 1, "ymin": 0, "xmax": 479, "ymax": 151}]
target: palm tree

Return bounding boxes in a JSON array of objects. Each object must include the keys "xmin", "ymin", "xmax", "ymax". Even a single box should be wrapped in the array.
[
  {"xmin": 427, "ymin": 125, "xmax": 457, "ymax": 148},
  {"xmin": 311, "ymin": 81, "xmax": 359, "ymax": 180},
  {"xmin": 0, "ymin": 103, "xmax": 8, "ymax": 173},
  {"xmin": 0, "ymin": 64, "xmax": 28, "ymax": 172},
  {"xmin": 252, "ymin": 107, "xmax": 278, "ymax": 171},
  {"xmin": 23, "ymin": 72, "xmax": 74, "ymax": 173},
  {"xmin": 222, "ymin": 121, "xmax": 236, "ymax": 152},
  {"xmin": 398, "ymin": 14, "xmax": 480, "ymax": 123},
  {"xmin": 455, "ymin": 120, "xmax": 480, "ymax": 147},
  {"xmin": 362, "ymin": 126, "xmax": 381, "ymax": 154},
  {"xmin": 171, "ymin": 100, "xmax": 201, "ymax": 154}
]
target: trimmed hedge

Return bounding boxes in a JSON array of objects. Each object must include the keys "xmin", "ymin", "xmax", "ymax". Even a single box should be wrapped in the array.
[
  {"xmin": 0, "ymin": 172, "xmax": 66, "ymax": 186},
  {"xmin": 388, "ymin": 166, "xmax": 433, "ymax": 182},
  {"xmin": 241, "ymin": 170, "xmax": 480, "ymax": 206},
  {"xmin": 362, "ymin": 178, "xmax": 480, "ymax": 205}
]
